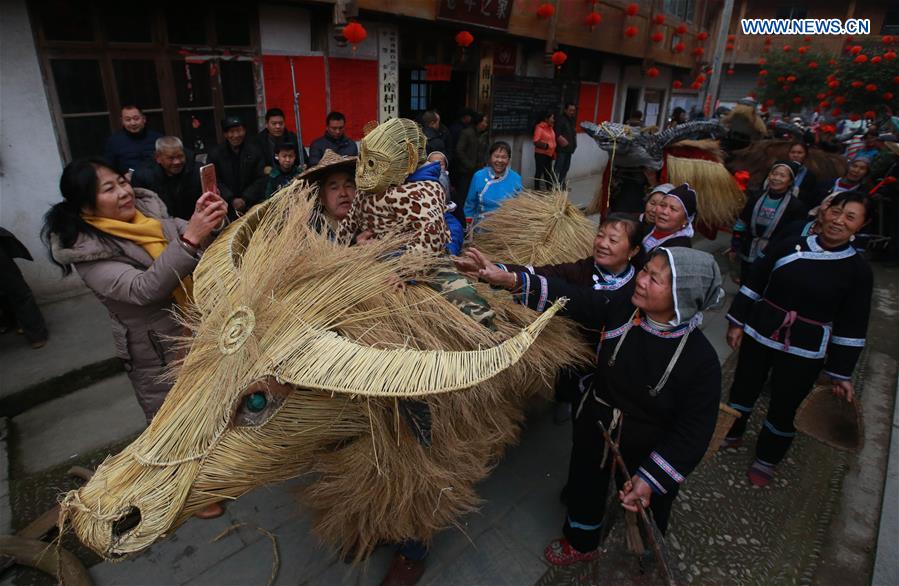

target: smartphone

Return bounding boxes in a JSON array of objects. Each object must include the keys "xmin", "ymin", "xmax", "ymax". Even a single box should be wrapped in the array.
[{"xmin": 199, "ymin": 164, "xmax": 218, "ymax": 195}]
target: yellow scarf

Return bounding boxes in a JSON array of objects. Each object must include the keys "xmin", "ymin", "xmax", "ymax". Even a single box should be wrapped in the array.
[{"xmin": 82, "ymin": 210, "xmax": 193, "ymax": 308}]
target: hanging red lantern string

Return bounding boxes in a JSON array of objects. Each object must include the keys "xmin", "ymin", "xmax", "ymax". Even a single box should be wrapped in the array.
[
  {"xmin": 342, "ymin": 21, "xmax": 367, "ymax": 49},
  {"xmin": 675, "ymin": 24, "xmax": 688, "ymax": 35},
  {"xmin": 585, "ymin": 11, "xmax": 602, "ymax": 29},
  {"xmin": 727, "ymin": 34, "xmax": 735, "ymax": 42},
  {"xmin": 854, "ymin": 54, "xmax": 868, "ymax": 63},
  {"xmin": 551, "ymin": 50, "xmax": 568, "ymax": 68},
  {"xmin": 797, "ymin": 46, "xmax": 808, "ymax": 54},
  {"xmin": 726, "ymin": 43, "xmax": 734, "ymax": 51},
  {"xmin": 624, "ymin": 26, "xmax": 638, "ymax": 38},
  {"xmin": 866, "ymin": 83, "xmax": 878, "ymax": 92},
  {"xmin": 673, "ymin": 42, "xmax": 685, "ymax": 53},
  {"xmin": 696, "ymin": 31, "xmax": 709, "ymax": 41},
  {"xmin": 885, "ymin": 51, "xmax": 897, "ymax": 60},
  {"xmin": 672, "ymin": 80, "xmax": 683, "ymax": 89},
  {"xmin": 884, "ymin": 92, "xmax": 895, "ymax": 101},
  {"xmin": 625, "ymin": 3, "xmax": 639, "ymax": 16},
  {"xmin": 651, "ymin": 31, "xmax": 664, "ymax": 43},
  {"xmin": 883, "ymin": 35, "xmax": 895, "ymax": 45},
  {"xmin": 872, "ymin": 56, "xmax": 883, "ymax": 64},
  {"xmin": 782, "ymin": 45, "xmax": 791, "ymax": 52},
  {"xmin": 537, "ymin": 2, "xmax": 555, "ymax": 18},
  {"xmin": 850, "ymin": 45, "xmax": 863, "ymax": 55},
  {"xmin": 455, "ymin": 30, "xmax": 474, "ymax": 48},
  {"xmin": 692, "ymin": 46, "xmax": 705, "ymax": 57},
  {"xmin": 653, "ymin": 14, "xmax": 665, "ymax": 25},
  {"xmin": 646, "ymin": 66, "xmax": 660, "ymax": 78}
]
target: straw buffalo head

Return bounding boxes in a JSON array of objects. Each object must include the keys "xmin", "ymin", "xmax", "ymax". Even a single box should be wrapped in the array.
[{"xmin": 64, "ymin": 186, "xmax": 565, "ymax": 559}]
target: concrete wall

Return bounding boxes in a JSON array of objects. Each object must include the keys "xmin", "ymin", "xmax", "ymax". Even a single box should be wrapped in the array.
[{"xmin": 1, "ymin": 0, "xmax": 77, "ymax": 300}]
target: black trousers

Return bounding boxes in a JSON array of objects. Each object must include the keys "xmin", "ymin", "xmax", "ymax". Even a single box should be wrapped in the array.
[
  {"xmin": 564, "ymin": 397, "xmax": 675, "ymax": 553},
  {"xmin": 727, "ymin": 334, "xmax": 824, "ymax": 465},
  {"xmin": 534, "ymin": 154, "xmax": 554, "ymax": 191},
  {"xmin": 0, "ymin": 249, "xmax": 47, "ymax": 343}
]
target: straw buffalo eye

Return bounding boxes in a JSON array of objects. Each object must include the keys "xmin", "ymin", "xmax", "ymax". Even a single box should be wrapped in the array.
[
  {"xmin": 245, "ymin": 392, "xmax": 267, "ymax": 413},
  {"xmin": 233, "ymin": 378, "xmax": 292, "ymax": 427}
]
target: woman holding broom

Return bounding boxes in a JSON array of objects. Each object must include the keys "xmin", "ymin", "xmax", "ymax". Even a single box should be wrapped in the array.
[
  {"xmin": 467, "ymin": 245, "xmax": 724, "ymax": 565},
  {"xmin": 723, "ymin": 191, "xmax": 873, "ymax": 487}
]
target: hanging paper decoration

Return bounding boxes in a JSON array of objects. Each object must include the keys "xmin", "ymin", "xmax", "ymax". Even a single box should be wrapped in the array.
[
  {"xmin": 651, "ymin": 32, "xmax": 664, "ymax": 43},
  {"xmin": 673, "ymin": 42, "xmax": 685, "ymax": 53},
  {"xmin": 696, "ymin": 31, "xmax": 708, "ymax": 41},
  {"xmin": 653, "ymin": 14, "xmax": 665, "ymax": 25},
  {"xmin": 551, "ymin": 50, "xmax": 568, "ymax": 67},
  {"xmin": 625, "ymin": 3, "xmax": 639, "ymax": 16},
  {"xmin": 625, "ymin": 26, "xmax": 638, "ymax": 38},
  {"xmin": 342, "ymin": 21, "xmax": 367, "ymax": 47},
  {"xmin": 646, "ymin": 66, "xmax": 660, "ymax": 77},
  {"xmin": 585, "ymin": 12, "xmax": 602, "ymax": 28},
  {"xmin": 455, "ymin": 30, "xmax": 474, "ymax": 48},
  {"xmin": 537, "ymin": 2, "xmax": 555, "ymax": 19}
]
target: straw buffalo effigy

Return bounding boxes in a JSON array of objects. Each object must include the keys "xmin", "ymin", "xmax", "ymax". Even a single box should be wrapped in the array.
[{"xmin": 60, "ymin": 182, "xmax": 591, "ymax": 562}]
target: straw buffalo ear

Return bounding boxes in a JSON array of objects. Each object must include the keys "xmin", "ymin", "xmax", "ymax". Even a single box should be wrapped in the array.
[{"xmin": 232, "ymin": 377, "xmax": 292, "ymax": 427}]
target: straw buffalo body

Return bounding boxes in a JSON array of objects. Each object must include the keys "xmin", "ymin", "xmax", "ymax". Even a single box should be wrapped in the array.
[{"xmin": 62, "ymin": 181, "xmax": 588, "ymax": 561}]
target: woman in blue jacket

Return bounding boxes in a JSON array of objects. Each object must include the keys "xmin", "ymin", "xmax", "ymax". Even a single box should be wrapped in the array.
[{"xmin": 464, "ymin": 141, "xmax": 523, "ymax": 227}]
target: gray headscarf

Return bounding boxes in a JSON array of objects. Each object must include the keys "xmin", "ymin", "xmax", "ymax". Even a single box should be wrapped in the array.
[{"xmin": 657, "ymin": 247, "xmax": 725, "ymax": 326}]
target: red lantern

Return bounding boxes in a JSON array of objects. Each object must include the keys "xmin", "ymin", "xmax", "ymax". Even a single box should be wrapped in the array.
[
  {"xmin": 850, "ymin": 45, "xmax": 863, "ymax": 55},
  {"xmin": 585, "ymin": 12, "xmax": 602, "ymax": 28},
  {"xmin": 646, "ymin": 67, "xmax": 660, "ymax": 78},
  {"xmin": 786, "ymin": 75, "xmax": 797, "ymax": 83},
  {"xmin": 692, "ymin": 46, "xmax": 705, "ymax": 57},
  {"xmin": 849, "ymin": 113, "xmax": 861, "ymax": 122},
  {"xmin": 831, "ymin": 108, "xmax": 842, "ymax": 116},
  {"xmin": 696, "ymin": 74, "xmax": 706, "ymax": 82},
  {"xmin": 884, "ymin": 92, "xmax": 895, "ymax": 101},
  {"xmin": 851, "ymin": 80, "xmax": 863, "ymax": 88},
  {"xmin": 829, "ymin": 59, "xmax": 838, "ymax": 66},
  {"xmin": 653, "ymin": 14, "xmax": 665, "ymax": 25},
  {"xmin": 865, "ymin": 110, "xmax": 876, "ymax": 119},
  {"xmin": 726, "ymin": 43, "xmax": 734, "ymax": 51},
  {"xmin": 651, "ymin": 31, "xmax": 664, "ymax": 43},
  {"xmin": 817, "ymin": 92, "xmax": 826, "ymax": 99},
  {"xmin": 808, "ymin": 61, "xmax": 818, "ymax": 69},
  {"xmin": 866, "ymin": 83, "xmax": 878, "ymax": 92},
  {"xmin": 835, "ymin": 96, "xmax": 847, "ymax": 105},
  {"xmin": 696, "ymin": 31, "xmax": 708, "ymax": 41},
  {"xmin": 798, "ymin": 46, "xmax": 808, "ymax": 54},
  {"xmin": 792, "ymin": 96, "xmax": 803, "ymax": 105},
  {"xmin": 727, "ymin": 34, "xmax": 735, "ymax": 42},
  {"xmin": 872, "ymin": 56, "xmax": 883, "ymax": 64},
  {"xmin": 342, "ymin": 21, "xmax": 367, "ymax": 46},
  {"xmin": 783, "ymin": 45, "xmax": 791, "ymax": 52},
  {"xmin": 765, "ymin": 99, "xmax": 776, "ymax": 106},
  {"xmin": 886, "ymin": 51, "xmax": 897, "ymax": 60},
  {"xmin": 455, "ymin": 30, "xmax": 474, "ymax": 48},
  {"xmin": 673, "ymin": 42, "xmax": 685, "ymax": 53},
  {"xmin": 758, "ymin": 58, "xmax": 767, "ymax": 65},
  {"xmin": 625, "ymin": 3, "xmax": 639, "ymax": 16},
  {"xmin": 759, "ymin": 69, "xmax": 769, "ymax": 76},
  {"xmin": 819, "ymin": 101, "xmax": 829, "ymax": 108},
  {"xmin": 551, "ymin": 50, "xmax": 568, "ymax": 67},
  {"xmin": 726, "ymin": 68, "xmax": 734, "ymax": 75},
  {"xmin": 624, "ymin": 26, "xmax": 639, "ymax": 38},
  {"xmin": 672, "ymin": 80, "xmax": 683, "ymax": 89},
  {"xmin": 690, "ymin": 81, "xmax": 702, "ymax": 89},
  {"xmin": 883, "ymin": 35, "xmax": 895, "ymax": 45},
  {"xmin": 676, "ymin": 24, "xmax": 688, "ymax": 35},
  {"xmin": 828, "ymin": 80, "xmax": 839, "ymax": 88},
  {"xmin": 537, "ymin": 2, "xmax": 555, "ymax": 18},
  {"xmin": 855, "ymin": 54, "xmax": 868, "ymax": 63},
  {"xmin": 895, "ymin": 76, "xmax": 899, "ymax": 85}
]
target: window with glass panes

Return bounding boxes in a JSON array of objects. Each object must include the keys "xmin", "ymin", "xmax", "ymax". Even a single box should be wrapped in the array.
[
  {"xmin": 410, "ymin": 70, "xmax": 429, "ymax": 113},
  {"xmin": 29, "ymin": 0, "xmax": 260, "ymax": 160}
]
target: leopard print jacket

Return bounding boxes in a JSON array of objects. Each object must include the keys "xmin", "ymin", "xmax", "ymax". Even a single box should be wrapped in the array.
[{"xmin": 337, "ymin": 180, "xmax": 451, "ymax": 255}]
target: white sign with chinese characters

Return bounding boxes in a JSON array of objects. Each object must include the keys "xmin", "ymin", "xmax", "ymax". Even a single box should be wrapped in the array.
[{"xmin": 378, "ymin": 26, "xmax": 399, "ymax": 122}]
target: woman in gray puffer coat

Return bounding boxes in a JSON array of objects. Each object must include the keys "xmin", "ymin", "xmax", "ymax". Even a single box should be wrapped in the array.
[{"xmin": 43, "ymin": 158, "xmax": 227, "ymax": 422}]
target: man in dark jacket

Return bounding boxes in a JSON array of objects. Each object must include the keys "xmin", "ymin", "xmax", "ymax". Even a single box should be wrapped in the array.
[
  {"xmin": 254, "ymin": 107, "xmax": 305, "ymax": 170},
  {"xmin": 308, "ymin": 111, "xmax": 358, "ymax": 166},
  {"xmin": 207, "ymin": 116, "xmax": 268, "ymax": 214},
  {"xmin": 449, "ymin": 108, "xmax": 475, "ymax": 150},
  {"xmin": 421, "ymin": 110, "xmax": 453, "ymax": 162},
  {"xmin": 554, "ymin": 103, "xmax": 578, "ymax": 186},
  {"xmin": 103, "ymin": 105, "xmax": 163, "ymax": 174},
  {"xmin": 131, "ymin": 136, "xmax": 203, "ymax": 220}
]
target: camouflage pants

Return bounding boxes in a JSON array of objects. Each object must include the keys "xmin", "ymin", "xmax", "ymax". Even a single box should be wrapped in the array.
[{"xmin": 429, "ymin": 264, "xmax": 496, "ymax": 330}]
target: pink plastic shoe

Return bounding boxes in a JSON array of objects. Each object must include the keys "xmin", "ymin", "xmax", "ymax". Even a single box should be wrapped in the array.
[{"xmin": 544, "ymin": 538, "xmax": 600, "ymax": 566}]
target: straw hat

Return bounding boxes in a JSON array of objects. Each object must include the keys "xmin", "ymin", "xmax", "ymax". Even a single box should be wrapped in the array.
[
  {"xmin": 794, "ymin": 384, "xmax": 864, "ymax": 451},
  {"xmin": 298, "ymin": 149, "xmax": 357, "ymax": 184}
]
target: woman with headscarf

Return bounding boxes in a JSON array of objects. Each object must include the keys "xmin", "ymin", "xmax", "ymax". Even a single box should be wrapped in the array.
[
  {"xmin": 723, "ymin": 191, "xmax": 873, "ymax": 487},
  {"xmin": 730, "ymin": 160, "xmax": 808, "ymax": 281},
  {"xmin": 474, "ymin": 246, "xmax": 724, "ymax": 565},
  {"xmin": 640, "ymin": 183, "xmax": 675, "ymax": 232},
  {"xmin": 464, "ymin": 141, "xmax": 523, "ymax": 228},
  {"xmin": 826, "ymin": 156, "xmax": 871, "ymax": 198},
  {"xmin": 786, "ymin": 142, "xmax": 820, "ymax": 208},
  {"xmin": 642, "ymin": 183, "xmax": 698, "ymax": 254}
]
